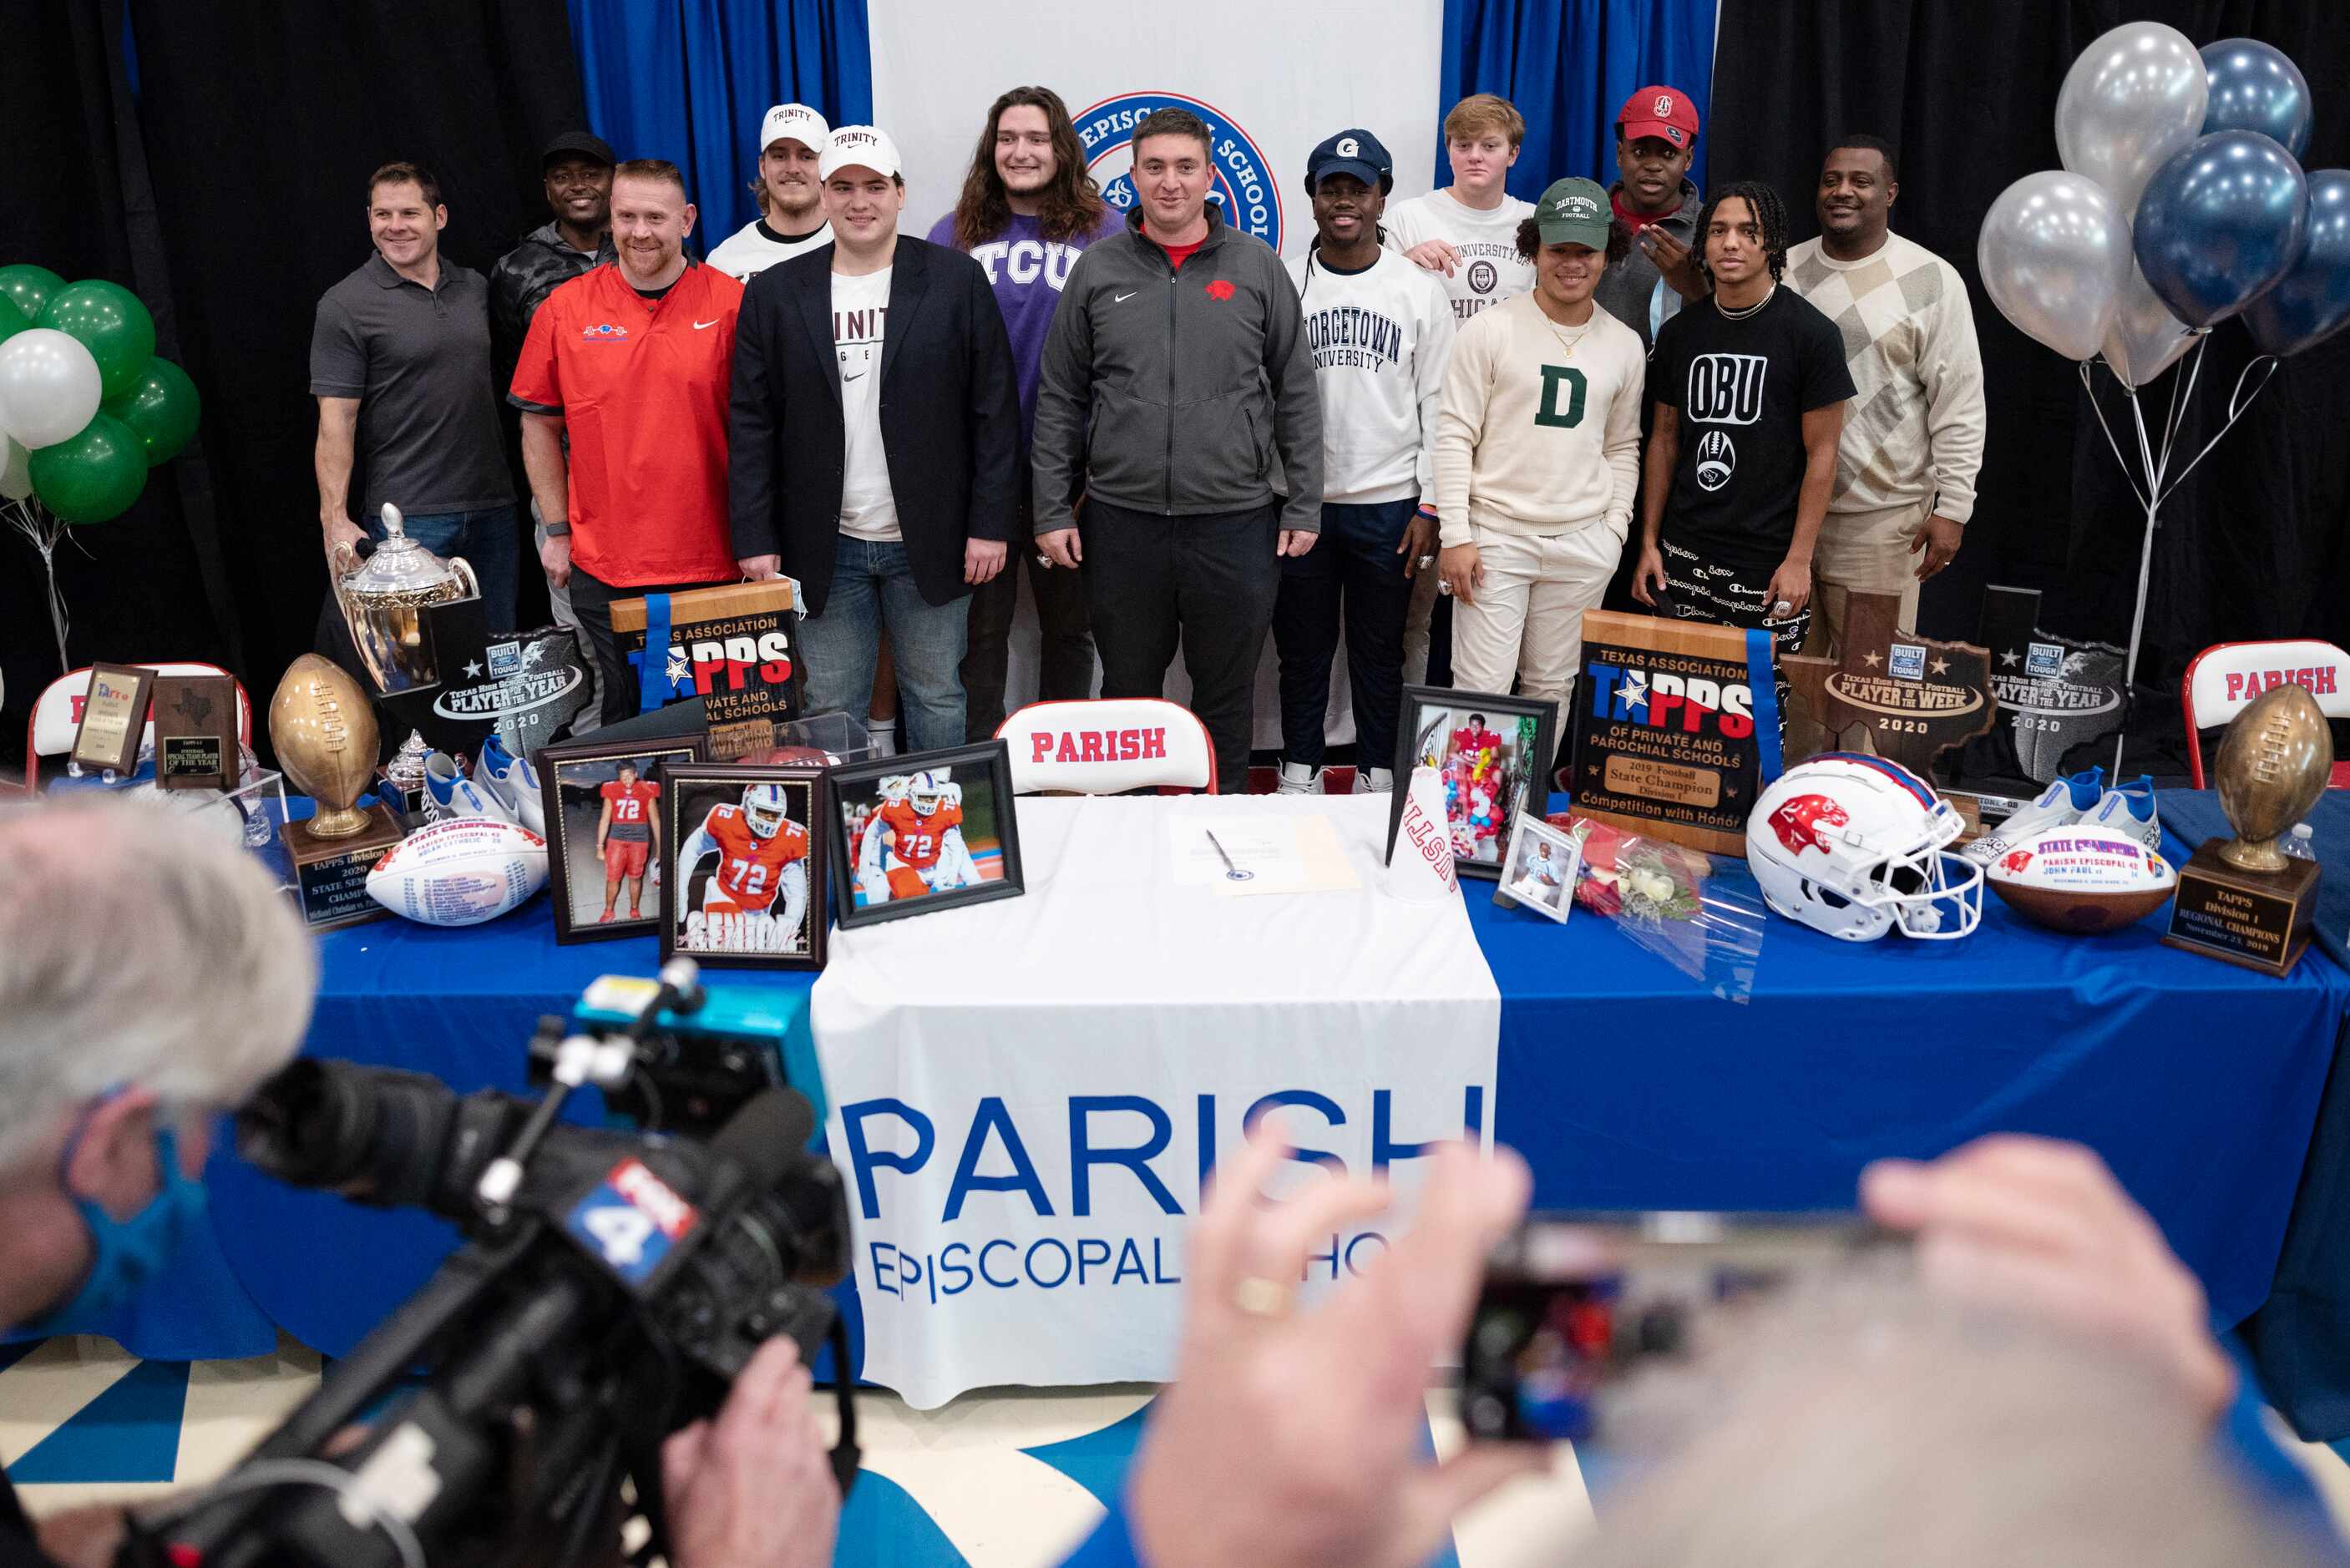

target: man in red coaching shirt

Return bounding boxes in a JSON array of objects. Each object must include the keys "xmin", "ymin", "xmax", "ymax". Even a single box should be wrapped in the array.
[{"xmin": 512, "ymin": 158, "xmax": 744, "ymax": 725}]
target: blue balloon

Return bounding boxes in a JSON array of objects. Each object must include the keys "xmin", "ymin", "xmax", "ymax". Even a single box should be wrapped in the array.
[
  {"xmin": 2245, "ymin": 170, "xmax": 2350, "ymax": 357},
  {"xmin": 2201, "ymin": 38, "xmax": 2312, "ymax": 160},
  {"xmin": 2132, "ymin": 130, "xmax": 2310, "ymax": 327}
]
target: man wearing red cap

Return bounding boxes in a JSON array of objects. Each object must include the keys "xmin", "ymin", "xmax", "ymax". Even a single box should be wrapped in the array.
[{"xmin": 1594, "ymin": 86, "xmax": 1707, "ymax": 352}]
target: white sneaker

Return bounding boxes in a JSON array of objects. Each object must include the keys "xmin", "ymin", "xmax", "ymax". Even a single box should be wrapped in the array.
[
  {"xmin": 423, "ymin": 750, "xmax": 515, "ymax": 825},
  {"xmin": 475, "ymin": 734, "xmax": 544, "ymax": 837},
  {"xmin": 2082, "ymin": 774, "xmax": 2161, "ymax": 853},
  {"xmin": 1277, "ymin": 761, "xmax": 1322, "ymax": 796},
  {"xmin": 1963, "ymin": 766, "xmax": 2103, "ymax": 865},
  {"xmin": 1354, "ymin": 766, "xmax": 1395, "ymax": 794}
]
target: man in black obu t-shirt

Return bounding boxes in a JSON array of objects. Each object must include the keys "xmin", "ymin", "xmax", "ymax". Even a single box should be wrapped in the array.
[{"xmin": 1632, "ymin": 182, "xmax": 1853, "ymax": 683}]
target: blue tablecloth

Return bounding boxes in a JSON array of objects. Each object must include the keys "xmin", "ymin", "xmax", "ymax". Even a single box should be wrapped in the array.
[
  {"xmin": 2158, "ymin": 788, "xmax": 2350, "ymax": 1439},
  {"xmin": 45, "ymin": 798, "xmax": 2350, "ymax": 1440}
]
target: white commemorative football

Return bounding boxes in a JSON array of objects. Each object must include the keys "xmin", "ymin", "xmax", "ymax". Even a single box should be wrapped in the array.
[
  {"xmin": 366, "ymin": 817, "xmax": 550, "ymax": 927},
  {"xmin": 1986, "ymin": 827, "xmax": 2176, "ymax": 934}
]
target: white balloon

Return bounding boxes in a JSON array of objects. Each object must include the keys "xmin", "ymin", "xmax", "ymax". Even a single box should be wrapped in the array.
[
  {"xmin": 1978, "ymin": 172, "xmax": 2132, "ymax": 362},
  {"xmin": 0, "ymin": 328, "xmax": 104, "ymax": 449},
  {"xmin": 2056, "ymin": 22, "xmax": 2208, "ymax": 216},
  {"xmin": 2102, "ymin": 260, "xmax": 2200, "ymax": 389},
  {"xmin": 0, "ymin": 435, "xmax": 29, "ymax": 501}
]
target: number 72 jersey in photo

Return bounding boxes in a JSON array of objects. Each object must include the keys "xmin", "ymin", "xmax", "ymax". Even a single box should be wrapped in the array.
[{"xmin": 701, "ymin": 802, "xmax": 809, "ymax": 913}]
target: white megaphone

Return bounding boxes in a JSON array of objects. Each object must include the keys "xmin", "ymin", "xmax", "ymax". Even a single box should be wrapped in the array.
[{"xmin": 1384, "ymin": 765, "xmax": 1458, "ymax": 903}]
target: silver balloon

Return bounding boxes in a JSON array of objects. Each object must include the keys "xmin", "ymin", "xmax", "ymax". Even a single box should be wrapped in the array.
[
  {"xmin": 1978, "ymin": 172, "xmax": 2131, "ymax": 362},
  {"xmin": 0, "ymin": 328, "xmax": 104, "ymax": 449},
  {"xmin": 2057, "ymin": 21, "xmax": 2208, "ymax": 215},
  {"xmin": 2102, "ymin": 259, "xmax": 2199, "ymax": 389}
]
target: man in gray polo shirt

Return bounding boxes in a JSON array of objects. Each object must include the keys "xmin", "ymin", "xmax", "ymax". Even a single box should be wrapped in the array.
[{"xmin": 311, "ymin": 159, "xmax": 518, "ymax": 630}]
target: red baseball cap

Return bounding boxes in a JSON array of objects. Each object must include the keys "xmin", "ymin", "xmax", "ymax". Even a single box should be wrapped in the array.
[{"xmin": 1618, "ymin": 86, "xmax": 1699, "ymax": 150}]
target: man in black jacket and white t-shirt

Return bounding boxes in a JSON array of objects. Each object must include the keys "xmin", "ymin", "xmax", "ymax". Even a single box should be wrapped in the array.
[{"xmin": 1031, "ymin": 107, "xmax": 1323, "ymax": 792}]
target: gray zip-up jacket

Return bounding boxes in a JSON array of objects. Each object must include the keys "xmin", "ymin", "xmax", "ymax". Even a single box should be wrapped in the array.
[
  {"xmin": 1031, "ymin": 204, "xmax": 1323, "ymax": 534},
  {"xmin": 1593, "ymin": 177, "xmax": 1702, "ymax": 352}
]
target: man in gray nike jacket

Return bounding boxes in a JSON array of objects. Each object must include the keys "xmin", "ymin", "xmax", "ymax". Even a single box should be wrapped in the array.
[{"xmin": 1031, "ymin": 106, "xmax": 1322, "ymax": 792}]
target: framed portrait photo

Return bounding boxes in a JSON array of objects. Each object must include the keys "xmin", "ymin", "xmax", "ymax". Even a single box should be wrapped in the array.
[
  {"xmin": 828, "ymin": 741, "xmax": 1023, "ymax": 929},
  {"xmin": 1493, "ymin": 814, "xmax": 1582, "ymax": 923},
  {"xmin": 661, "ymin": 763, "xmax": 827, "ymax": 969},
  {"xmin": 1390, "ymin": 687, "xmax": 1558, "ymax": 881},
  {"xmin": 537, "ymin": 735, "xmax": 707, "ymax": 943}
]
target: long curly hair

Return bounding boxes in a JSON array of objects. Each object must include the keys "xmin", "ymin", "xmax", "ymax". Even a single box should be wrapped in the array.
[
  {"xmin": 950, "ymin": 86, "xmax": 1109, "ymax": 250},
  {"xmin": 1693, "ymin": 181, "xmax": 1791, "ymax": 287}
]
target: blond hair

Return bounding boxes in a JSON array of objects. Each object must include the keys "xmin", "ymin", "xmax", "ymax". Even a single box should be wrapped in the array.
[{"xmin": 1444, "ymin": 94, "xmax": 1526, "ymax": 149}]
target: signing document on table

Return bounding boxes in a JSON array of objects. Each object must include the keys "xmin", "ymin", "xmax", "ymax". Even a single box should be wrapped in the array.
[{"xmin": 812, "ymin": 792, "xmax": 1500, "ymax": 1407}]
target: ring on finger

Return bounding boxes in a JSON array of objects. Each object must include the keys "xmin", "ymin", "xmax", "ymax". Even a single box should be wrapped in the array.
[{"xmin": 1233, "ymin": 1276, "xmax": 1294, "ymax": 1318}]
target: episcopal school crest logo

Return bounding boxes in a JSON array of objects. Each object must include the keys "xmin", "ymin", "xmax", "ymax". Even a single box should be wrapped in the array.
[
  {"xmin": 1769, "ymin": 794, "xmax": 1849, "ymax": 858},
  {"xmin": 1074, "ymin": 91, "xmax": 1284, "ymax": 250}
]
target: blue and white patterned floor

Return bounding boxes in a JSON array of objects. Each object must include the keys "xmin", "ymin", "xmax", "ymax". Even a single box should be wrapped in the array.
[{"xmin": 5, "ymin": 1334, "xmax": 2346, "ymax": 1565}]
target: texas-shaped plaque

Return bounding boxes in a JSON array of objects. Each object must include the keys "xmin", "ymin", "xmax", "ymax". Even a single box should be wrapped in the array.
[{"xmin": 1783, "ymin": 591, "xmax": 1998, "ymax": 776}]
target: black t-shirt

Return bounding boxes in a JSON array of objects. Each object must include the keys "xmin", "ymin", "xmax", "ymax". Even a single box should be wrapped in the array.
[
  {"xmin": 0, "ymin": 1471, "xmax": 53, "ymax": 1566},
  {"xmin": 1650, "ymin": 286, "xmax": 1855, "ymax": 577}
]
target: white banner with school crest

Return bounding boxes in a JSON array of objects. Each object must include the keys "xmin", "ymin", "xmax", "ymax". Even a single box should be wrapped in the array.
[{"xmin": 809, "ymin": 792, "xmax": 1499, "ymax": 1409}]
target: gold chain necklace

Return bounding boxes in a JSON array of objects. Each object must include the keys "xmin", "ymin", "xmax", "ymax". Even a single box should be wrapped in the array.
[{"xmin": 1536, "ymin": 303, "xmax": 1595, "ymax": 361}]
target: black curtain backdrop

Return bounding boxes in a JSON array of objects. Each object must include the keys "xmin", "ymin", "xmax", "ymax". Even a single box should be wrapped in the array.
[
  {"xmin": 1710, "ymin": 0, "xmax": 2350, "ymax": 786},
  {"xmin": 0, "ymin": 1, "xmax": 585, "ymax": 770}
]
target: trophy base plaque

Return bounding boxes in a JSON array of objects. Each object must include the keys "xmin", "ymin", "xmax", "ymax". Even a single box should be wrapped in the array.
[
  {"xmin": 2161, "ymin": 841, "xmax": 2317, "ymax": 976},
  {"xmin": 282, "ymin": 806, "xmax": 404, "ymax": 932}
]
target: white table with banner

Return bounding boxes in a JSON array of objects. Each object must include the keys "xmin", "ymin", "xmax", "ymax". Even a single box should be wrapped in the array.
[{"xmin": 809, "ymin": 792, "xmax": 1503, "ymax": 1409}]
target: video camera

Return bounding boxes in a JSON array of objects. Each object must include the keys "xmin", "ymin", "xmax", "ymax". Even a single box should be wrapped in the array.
[{"xmin": 128, "ymin": 961, "xmax": 853, "ymax": 1568}]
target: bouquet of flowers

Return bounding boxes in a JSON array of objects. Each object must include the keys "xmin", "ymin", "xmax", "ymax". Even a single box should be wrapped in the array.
[{"xmin": 1548, "ymin": 812, "xmax": 1765, "ymax": 1004}]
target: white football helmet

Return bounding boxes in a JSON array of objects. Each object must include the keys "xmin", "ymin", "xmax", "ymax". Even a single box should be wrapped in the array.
[
  {"xmin": 909, "ymin": 769, "xmax": 950, "ymax": 816},
  {"xmin": 742, "ymin": 782, "xmax": 791, "ymax": 839},
  {"xmin": 1746, "ymin": 753, "xmax": 1982, "ymax": 942}
]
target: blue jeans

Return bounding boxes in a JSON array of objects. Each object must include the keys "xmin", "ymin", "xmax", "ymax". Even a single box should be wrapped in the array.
[
  {"xmin": 798, "ymin": 535, "xmax": 970, "ymax": 753},
  {"xmin": 1273, "ymin": 498, "xmax": 1416, "ymax": 770},
  {"xmin": 374, "ymin": 504, "xmax": 520, "ymax": 635}
]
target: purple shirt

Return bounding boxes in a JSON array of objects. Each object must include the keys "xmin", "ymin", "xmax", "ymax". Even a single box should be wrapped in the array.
[{"xmin": 926, "ymin": 205, "xmax": 1127, "ymax": 439}]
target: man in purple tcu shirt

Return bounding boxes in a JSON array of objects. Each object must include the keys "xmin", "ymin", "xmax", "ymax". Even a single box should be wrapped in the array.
[{"xmin": 928, "ymin": 85, "xmax": 1124, "ymax": 740}]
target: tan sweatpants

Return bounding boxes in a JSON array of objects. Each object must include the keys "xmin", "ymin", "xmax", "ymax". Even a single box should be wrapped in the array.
[
  {"xmin": 1790, "ymin": 498, "xmax": 1930, "ymax": 757},
  {"xmin": 1448, "ymin": 523, "xmax": 1622, "ymax": 713}
]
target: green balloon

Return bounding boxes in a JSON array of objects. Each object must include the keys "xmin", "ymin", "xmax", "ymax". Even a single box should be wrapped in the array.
[
  {"xmin": 0, "ymin": 296, "xmax": 28, "ymax": 351},
  {"xmin": 0, "ymin": 265, "xmax": 65, "ymax": 323},
  {"xmin": 102, "ymin": 357, "xmax": 201, "ymax": 467},
  {"xmin": 29, "ymin": 412, "xmax": 148, "ymax": 523},
  {"xmin": 38, "ymin": 279, "xmax": 155, "ymax": 403}
]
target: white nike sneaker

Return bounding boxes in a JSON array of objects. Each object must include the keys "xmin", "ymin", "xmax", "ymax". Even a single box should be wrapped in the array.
[
  {"xmin": 1963, "ymin": 765, "xmax": 2104, "ymax": 865},
  {"xmin": 2082, "ymin": 774, "xmax": 2162, "ymax": 853},
  {"xmin": 423, "ymin": 750, "xmax": 515, "ymax": 825},
  {"xmin": 1277, "ymin": 761, "xmax": 1322, "ymax": 796},
  {"xmin": 475, "ymin": 733, "xmax": 545, "ymax": 837},
  {"xmin": 1354, "ymin": 766, "xmax": 1395, "ymax": 794}
]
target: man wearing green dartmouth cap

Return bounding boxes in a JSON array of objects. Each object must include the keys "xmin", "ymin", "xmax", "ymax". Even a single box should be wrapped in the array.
[{"xmin": 1431, "ymin": 177, "xmax": 1644, "ymax": 718}]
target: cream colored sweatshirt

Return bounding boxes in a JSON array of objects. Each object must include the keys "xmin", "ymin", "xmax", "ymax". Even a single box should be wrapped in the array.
[{"xmin": 1431, "ymin": 292, "xmax": 1645, "ymax": 549}]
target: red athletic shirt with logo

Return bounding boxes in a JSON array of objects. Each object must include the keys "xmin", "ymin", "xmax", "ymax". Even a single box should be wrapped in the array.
[
  {"xmin": 600, "ymin": 778, "xmax": 659, "ymax": 842},
  {"xmin": 704, "ymin": 803, "xmax": 809, "ymax": 911},
  {"xmin": 509, "ymin": 260, "xmax": 744, "ymax": 586}
]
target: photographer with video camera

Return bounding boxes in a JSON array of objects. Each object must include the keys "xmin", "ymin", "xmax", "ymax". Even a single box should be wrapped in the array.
[{"xmin": 0, "ymin": 801, "xmax": 841, "ymax": 1568}]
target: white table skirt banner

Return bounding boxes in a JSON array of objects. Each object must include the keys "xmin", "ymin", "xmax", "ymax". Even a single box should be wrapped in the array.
[{"xmin": 810, "ymin": 793, "xmax": 1502, "ymax": 1409}]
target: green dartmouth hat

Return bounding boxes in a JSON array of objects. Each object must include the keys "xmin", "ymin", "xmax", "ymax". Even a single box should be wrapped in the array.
[{"xmin": 1534, "ymin": 177, "xmax": 1611, "ymax": 249}]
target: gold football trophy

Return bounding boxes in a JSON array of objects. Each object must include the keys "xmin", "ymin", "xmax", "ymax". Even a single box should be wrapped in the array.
[
  {"xmin": 271, "ymin": 655, "xmax": 403, "ymax": 929},
  {"xmin": 2164, "ymin": 681, "xmax": 2330, "ymax": 974}
]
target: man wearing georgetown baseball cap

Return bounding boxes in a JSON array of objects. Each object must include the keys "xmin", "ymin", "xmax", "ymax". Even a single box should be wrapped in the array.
[{"xmin": 708, "ymin": 102, "xmax": 833, "ymax": 280}]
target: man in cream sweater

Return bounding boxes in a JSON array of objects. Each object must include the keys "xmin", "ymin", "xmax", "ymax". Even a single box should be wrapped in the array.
[
  {"xmin": 1432, "ymin": 177, "xmax": 1644, "ymax": 718},
  {"xmin": 1275, "ymin": 129, "xmax": 1456, "ymax": 794},
  {"xmin": 1785, "ymin": 135, "xmax": 1984, "ymax": 658}
]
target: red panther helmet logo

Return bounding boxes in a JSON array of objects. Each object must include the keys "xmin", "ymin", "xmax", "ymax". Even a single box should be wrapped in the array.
[
  {"xmin": 1768, "ymin": 793, "xmax": 1850, "ymax": 858},
  {"xmin": 2001, "ymin": 849, "xmax": 2034, "ymax": 875}
]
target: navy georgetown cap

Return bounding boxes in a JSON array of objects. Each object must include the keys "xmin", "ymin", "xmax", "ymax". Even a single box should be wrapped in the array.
[{"xmin": 1304, "ymin": 129, "xmax": 1394, "ymax": 197}]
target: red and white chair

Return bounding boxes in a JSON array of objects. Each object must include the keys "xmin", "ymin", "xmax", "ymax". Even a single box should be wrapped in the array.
[
  {"xmin": 25, "ymin": 661, "xmax": 253, "ymax": 791},
  {"xmin": 995, "ymin": 699, "xmax": 1217, "ymax": 795},
  {"xmin": 2180, "ymin": 639, "xmax": 2350, "ymax": 790}
]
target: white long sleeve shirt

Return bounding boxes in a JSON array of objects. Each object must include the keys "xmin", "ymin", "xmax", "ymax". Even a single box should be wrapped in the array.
[
  {"xmin": 1284, "ymin": 248, "xmax": 1456, "ymax": 505},
  {"xmin": 1431, "ymin": 294, "xmax": 1645, "ymax": 549}
]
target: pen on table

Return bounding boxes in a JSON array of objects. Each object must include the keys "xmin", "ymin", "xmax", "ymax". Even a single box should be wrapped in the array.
[{"xmin": 1204, "ymin": 828, "xmax": 1251, "ymax": 881}]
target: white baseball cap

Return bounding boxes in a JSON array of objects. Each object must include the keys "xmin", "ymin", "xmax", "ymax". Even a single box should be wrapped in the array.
[
  {"xmin": 759, "ymin": 103, "xmax": 830, "ymax": 154},
  {"xmin": 818, "ymin": 125, "xmax": 902, "ymax": 183}
]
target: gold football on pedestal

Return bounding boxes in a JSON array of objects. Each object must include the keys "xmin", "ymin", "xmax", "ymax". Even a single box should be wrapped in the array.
[
  {"xmin": 269, "ymin": 655, "xmax": 381, "ymax": 838},
  {"xmin": 2214, "ymin": 681, "xmax": 2332, "ymax": 872}
]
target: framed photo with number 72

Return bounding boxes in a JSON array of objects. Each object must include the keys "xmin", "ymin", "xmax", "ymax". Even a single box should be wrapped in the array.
[{"xmin": 658, "ymin": 763, "xmax": 828, "ymax": 970}]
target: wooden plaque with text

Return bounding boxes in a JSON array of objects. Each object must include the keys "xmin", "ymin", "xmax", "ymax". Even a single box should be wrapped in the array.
[{"xmin": 1568, "ymin": 611, "xmax": 1765, "ymax": 857}]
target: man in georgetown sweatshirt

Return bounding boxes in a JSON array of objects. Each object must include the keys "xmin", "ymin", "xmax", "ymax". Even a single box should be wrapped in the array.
[
  {"xmin": 1432, "ymin": 178, "xmax": 1644, "ymax": 720},
  {"xmin": 1274, "ymin": 129, "xmax": 1455, "ymax": 796},
  {"xmin": 1031, "ymin": 107, "xmax": 1323, "ymax": 792}
]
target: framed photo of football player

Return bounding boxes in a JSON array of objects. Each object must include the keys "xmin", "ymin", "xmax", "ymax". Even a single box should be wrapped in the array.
[
  {"xmin": 1492, "ymin": 814, "xmax": 1581, "ymax": 923},
  {"xmin": 1388, "ymin": 687, "xmax": 1557, "ymax": 880},
  {"xmin": 828, "ymin": 741, "xmax": 1024, "ymax": 929},
  {"xmin": 537, "ymin": 735, "xmax": 707, "ymax": 944},
  {"xmin": 661, "ymin": 763, "xmax": 827, "ymax": 969}
]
